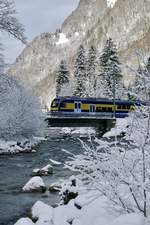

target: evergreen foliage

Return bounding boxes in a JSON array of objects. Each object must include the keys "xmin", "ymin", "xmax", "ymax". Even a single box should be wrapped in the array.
[
  {"xmin": 85, "ymin": 45, "xmax": 97, "ymax": 97},
  {"xmin": 73, "ymin": 45, "xmax": 86, "ymax": 97},
  {"xmin": 56, "ymin": 60, "xmax": 70, "ymax": 96},
  {"xmin": 99, "ymin": 38, "xmax": 124, "ymax": 99}
]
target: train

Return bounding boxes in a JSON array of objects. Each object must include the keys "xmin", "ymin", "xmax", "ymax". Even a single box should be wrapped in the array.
[{"xmin": 50, "ymin": 96, "xmax": 143, "ymax": 118}]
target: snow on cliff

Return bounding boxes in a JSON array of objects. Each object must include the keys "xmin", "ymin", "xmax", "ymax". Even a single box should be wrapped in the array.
[
  {"xmin": 56, "ymin": 33, "xmax": 69, "ymax": 45},
  {"xmin": 106, "ymin": 0, "xmax": 118, "ymax": 8}
]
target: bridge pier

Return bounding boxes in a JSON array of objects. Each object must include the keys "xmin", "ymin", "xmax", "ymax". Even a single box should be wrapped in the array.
[{"xmin": 95, "ymin": 119, "xmax": 116, "ymax": 136}]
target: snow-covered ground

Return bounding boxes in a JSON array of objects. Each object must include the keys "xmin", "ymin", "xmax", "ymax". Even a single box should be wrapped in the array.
[
  {"xmin": 103, "ymin": 118, "xmax": 128, "ymax": 138},
  {"xmin": 0, "ymin": 137, "xmax": 45, "ymax": 154},
  {"xmin": 15, "ymin": 187, "xmax": 149, "ymax": 225}
]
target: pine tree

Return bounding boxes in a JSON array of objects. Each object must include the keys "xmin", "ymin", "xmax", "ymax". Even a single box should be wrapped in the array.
[
  {"xmin": 85, "ymin": 45, "xmax": 97, "ymax": 97},
  {"xmin": 99, "ymin": 38, "xmax": 124, "ymax": 99},
  {"xmin": 56, "ymin": 60, "xmax": 70, "ymax": 96},
  {"xmin": 73, "ymin": 45, "xmax": 86, "ymax": 97}
]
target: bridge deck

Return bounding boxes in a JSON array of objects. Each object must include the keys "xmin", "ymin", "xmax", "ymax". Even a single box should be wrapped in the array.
[{"xmin": 46, "ymin": 114, "xmax": 116, "ymax": 128}]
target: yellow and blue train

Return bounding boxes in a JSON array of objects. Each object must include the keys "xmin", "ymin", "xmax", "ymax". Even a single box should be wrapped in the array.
[{"xmin": 50, "ymin": 96, "xmax": 143, "ymax": 118}]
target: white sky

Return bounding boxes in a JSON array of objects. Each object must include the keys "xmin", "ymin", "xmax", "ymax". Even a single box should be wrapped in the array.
[{"xmin": 2, "ymin": 0, "xmax": 79, "ymax": 64}]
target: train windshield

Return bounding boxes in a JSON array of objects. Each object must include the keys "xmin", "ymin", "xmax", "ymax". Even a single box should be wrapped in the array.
[{"xmin": 51, "ymin": 99, "xmax": 60, "ymax": 107}]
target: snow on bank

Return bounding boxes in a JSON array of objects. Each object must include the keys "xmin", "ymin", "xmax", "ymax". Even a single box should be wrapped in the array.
[
  {"xmin": 56, "ymin": 33, "xmax": 69, "ymax": 45},
  {"xmin": 15, "ymin": 189, "xmax": 148, "ymax": 225},
  {"xmin": 103, "ymin": 118, "xmax": 128, "ymax": 138},
  {"xmin": 61, "ymin": 127, "xmax": 96, "ymax": 136},
  {"xmin": 0, "ymin": 137, "xmax": 45, "ymax": 154}
]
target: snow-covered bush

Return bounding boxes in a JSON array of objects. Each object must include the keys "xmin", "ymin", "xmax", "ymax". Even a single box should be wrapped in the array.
[{"xmin": 0, "ymin": 74, "xmax": 45, "ymax": 140}]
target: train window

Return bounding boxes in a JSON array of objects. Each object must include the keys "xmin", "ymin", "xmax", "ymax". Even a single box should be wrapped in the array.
[
  {"xmin": 102, "ymin": 107, "xmax": 106, "ymax": 111},
  {"xmin": 117, "ymin": 105, "xmax": 121, "ymax": 110},
  {"xmin": 96, "ymin": 107, "xmax": 102, "ymax": 112},
  {"xmin": 127, "ymin": 105, "xmax": 130, "ymax": 110},
  {"xmin": 122, "ymin": 105, "xmax": 126, "ymax": 110},
  {"xmin": 107, "ymin": 107, "xmax": 112, "ymax": 112}
]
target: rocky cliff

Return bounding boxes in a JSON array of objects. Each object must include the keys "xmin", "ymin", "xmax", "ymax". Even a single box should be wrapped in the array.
[{"xmin": 9, "ymin": 0, "xmax": 150, "ymax": 107}]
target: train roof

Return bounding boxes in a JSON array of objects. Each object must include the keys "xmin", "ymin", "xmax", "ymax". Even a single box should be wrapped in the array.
[{"xmin": 53, "ymin": 96, "xmax": 144, "ymax": 104}]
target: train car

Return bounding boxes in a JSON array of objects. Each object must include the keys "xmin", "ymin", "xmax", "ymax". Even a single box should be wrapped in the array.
[{"xmin": 50, "ymin": 96, "xmax": 143, "ymax": 118}]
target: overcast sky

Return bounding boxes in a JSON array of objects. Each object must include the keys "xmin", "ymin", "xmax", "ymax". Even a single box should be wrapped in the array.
[{"xmin": 2, "ymin": 0, "xmax": 79, "ymax": 63}]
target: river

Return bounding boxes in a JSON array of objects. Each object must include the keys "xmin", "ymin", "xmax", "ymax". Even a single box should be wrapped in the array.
[{"xmin": 0, "ymin": 128, "xmax": 87, "ymax": 225}]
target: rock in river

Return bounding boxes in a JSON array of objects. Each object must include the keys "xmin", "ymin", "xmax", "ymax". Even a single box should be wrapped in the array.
[
  {"xmin": 32, "ymin": 164, "xmax": 53, "ymax": 176},
  {"xmin": 22, "ymin": 176, "xmax": 46, "ymax": 193}
]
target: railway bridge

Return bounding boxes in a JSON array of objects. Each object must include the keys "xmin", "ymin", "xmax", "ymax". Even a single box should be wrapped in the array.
[{"xmin": 46, "ymin": 114, "xmax": 116, "ymax": 135}]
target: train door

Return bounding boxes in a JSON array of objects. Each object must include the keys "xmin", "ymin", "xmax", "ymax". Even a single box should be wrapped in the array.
[
  {"xmin": 89, "ymin": 104, "xmax": 95, "ymax": 114},
  {"xmin": 74, "ymin": 101, "xmax": 81, "ymax": 113}
]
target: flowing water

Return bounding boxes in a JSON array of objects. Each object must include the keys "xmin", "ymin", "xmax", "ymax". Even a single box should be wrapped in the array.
[{"xmin": 0, "ymin": 128, "xmax": 86, "ymax": 225}]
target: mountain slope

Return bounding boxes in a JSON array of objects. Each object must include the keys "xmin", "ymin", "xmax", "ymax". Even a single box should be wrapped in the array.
[{"xmin": 9, "ymin": 0, "xmax": 150, "ymax": 106}]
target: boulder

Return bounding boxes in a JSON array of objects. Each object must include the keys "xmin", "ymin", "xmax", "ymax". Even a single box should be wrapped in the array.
[
  {"xmin": 14, "ymin": 217, "xmax": 34, "ymax": 225},
  {"xmin": 22, "ymin": 176, "xmax": 46, "ymax": 193},
  {"xmin": 49, "ymin": 182, "xmax": 62, "ymax": 192},
  {"xmin": 32, "ymin": 164, "xmax": 53, "ymax": 176}
]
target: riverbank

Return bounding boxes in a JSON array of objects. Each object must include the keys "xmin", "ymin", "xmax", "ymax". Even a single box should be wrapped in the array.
[
  {"xmin": 15, "ymin": 186, "xmax": 149, "ymax": 225},
  {"xmin": 0, "ymin": 137, "xmax": 46, "ymax": 155}
]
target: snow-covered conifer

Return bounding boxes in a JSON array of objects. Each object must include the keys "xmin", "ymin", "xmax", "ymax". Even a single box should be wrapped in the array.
[
  {"xmin": 56, "ymin": 59, "xmax": 70, "ymax": 96},
  {"xmin": 99, "ymin": 38, "xmax": 125, "ymax": 99},
  {"xmin": 85, "ymin": 45, "xmax": 97, "ymax": 97},
  {"xmin": 73, "ymin": 45, "xmax": 86, "ymax": 97}
]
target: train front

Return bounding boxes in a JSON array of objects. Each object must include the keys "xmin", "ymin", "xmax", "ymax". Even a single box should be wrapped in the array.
[{"xmin": 50, "ymin": 98, "xmax": 60, "ymax": 114}]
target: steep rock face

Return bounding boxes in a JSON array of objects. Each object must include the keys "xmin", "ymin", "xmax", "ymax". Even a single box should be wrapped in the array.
[{"xmin": 9, "ymin": 0, "xmax": 150, "ymax": 106}]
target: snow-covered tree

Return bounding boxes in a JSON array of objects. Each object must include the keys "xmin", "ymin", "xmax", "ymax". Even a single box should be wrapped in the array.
[
  {"xmin": 66, "ymin": 57, "xmax": 150, "ymax": 217},
  {"xmin": 0, "ymin": 0, "xmax": 26, "ymax": 70},
  {"xmin": 127, "ymin": 56, "xmax": 150, "ymax": 101},
  {"xmin": 0, "ymin": 0, "xmax": 26, "ymax": 44},
  {"xmin": 56, "ymin": 60, "xmax": 70, "ymax": 96},
  {"xmin": 73, "ymin": 45, "xmax": 86, "ymax": 97},
  {"xmin": 0, "ymin": 74, "xmax": 45, "ymax": 140},
  {"xmin": 85, "ymin": 45, "xmax": 97, "ymax": 97},
  {"xmin": 99, "ymin": 38, "xmax": 125, "ymax": 99}
]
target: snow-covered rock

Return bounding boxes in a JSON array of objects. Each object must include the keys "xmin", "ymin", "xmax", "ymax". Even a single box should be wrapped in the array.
[
  {"xmin": 31, "ymin": 201, "xmax": 53, "ymax": 223},
  {"xmin": 49, "ymin": 181, "xmax": 62, "ymax": 192},
  {"xmin": 49, "ymin": 159, "xmax": 62, "ymax": 166},
  {"xmin": 32, "ymin": 164, "xmax": 53, "ymax": 176},
  {"xmin": 22, "ymin": 176, "xmax": 46, "ymax": 193},
  {"xmin": 14, "ymin": 217, "xmax": 34, "ymax": 225}
]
